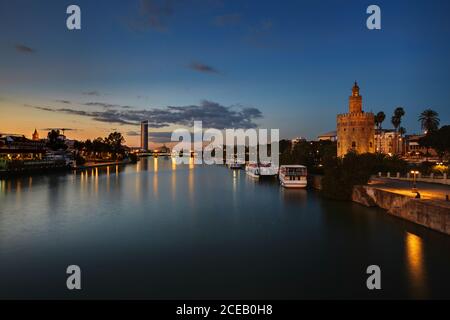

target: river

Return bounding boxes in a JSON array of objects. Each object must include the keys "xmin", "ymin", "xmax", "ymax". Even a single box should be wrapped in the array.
[{"xmin": 1, "ymin": 157, "xmax": 449, "ymax": 299}]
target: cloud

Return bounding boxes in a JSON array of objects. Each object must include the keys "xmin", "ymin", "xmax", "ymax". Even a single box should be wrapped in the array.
[
  {"xmin": 213, "ymin": 13, "xmax": 241, "ymax": 27},
  {"xmin": 15, "ymin": 44, "xmax": 36, "ymax": 54},
  {"xmin": 84, "ymin": 102, "xmax": 133, "ymax": 109},
  {"xmin": 30, "ymin": 106, "xmax": 55, "ymax": 112},
  {"xmin": 29, "ymin": 100, "xmax": 263, "ymax": 129},
  {"xmin": 189, "ymin": 62, "xmax": 220, "ymax": 74},
  {"xmin": 82, "ymin": 91, "xmax": 100, "ymax": 96},
  {"xmin": 54, "ymin": 100, "xmax": 72, "ymax": 104},
  {"xmin": 126, "ymin": 130, "xmax": 140, "ymax": 136}
]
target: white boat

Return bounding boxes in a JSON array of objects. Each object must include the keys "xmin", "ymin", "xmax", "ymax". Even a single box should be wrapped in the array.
[
  {"xmin": 227, "ymin": 158, "xmax": 244, "ymax": 170},
  {"xmin": 245, "ymin": 163, "xmax": 260, "ymax": 178},
  {"xmin": 258, "ymin": 162, "xmax": 278, "ymax": 177},
  {"xmin": 279, "ymin": 165, "xmax": 307, "ymax": 188},
  {"xmin": 229, "ymin": 162, "xmax": 243, "ymax": 170}
]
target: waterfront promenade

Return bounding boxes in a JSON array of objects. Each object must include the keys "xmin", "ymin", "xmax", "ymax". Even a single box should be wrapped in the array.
[{"xmin": 369, "ymin": 177, "xmax": 450, "ymax": 202}]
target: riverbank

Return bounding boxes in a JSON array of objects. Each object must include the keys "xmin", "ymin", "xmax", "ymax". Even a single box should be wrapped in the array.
[
  {"xmin": 0, "ymin": 160, "xmax": 71, "ymax": 177},
  {"xmin": 309, "ymin": 174, "xmax": 450, "ymax": 236},
  {"xmin": 353, "ymin": 185, "xmax": 450, "ymax": 235},
  {"xmin": 74, "ymin": 159, "xmax": 132, "ymax": 170}
]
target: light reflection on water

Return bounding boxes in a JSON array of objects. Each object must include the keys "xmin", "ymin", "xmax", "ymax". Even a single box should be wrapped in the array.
[
  {"xmin": 0, "ymin": 157, "xmax": 449, "ymax": 299},
  {"xmin": 406, "ymin": 232, "xmax": 427, "ymax": 298}
]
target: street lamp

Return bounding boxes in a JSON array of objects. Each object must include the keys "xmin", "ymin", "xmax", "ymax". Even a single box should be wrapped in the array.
[{"xmin": 410, "ymin": 170, "xmax": 419, "ymax": 192}]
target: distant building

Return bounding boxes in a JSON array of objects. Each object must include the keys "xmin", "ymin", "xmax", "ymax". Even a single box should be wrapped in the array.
[
  {"xmin": 0, "ymin": 134, "xmax": 46, "ymax": 161},
  {"xmin": 318, "ymin": 131, "xmax": 337, "ymax": 142},
  {"xmin": 374, "ymin": 129, "xmax": 399, "ymax": 155},
  {"xmin": 291, "ymin": 137, "xmax": 306, "ymax": 144},
  {"xmin": 405, "ymin": 134, "xmax": 438, "ymax": 159},
  {"xmin": 160, "ymin": 145, "xmax": 170, "ymax": 154},
  {"xmin": 337, "ymin": 82, "xmax": 375, "ymax": 157},
  {"xmin": 140, "ymin": 120, "xmax": 149, "ymax": 151},
  {"xmin": 291, "ymin": 137, "xmax": 306, "ymax": 151},
  {"xmin": 32, "ymin": 129, "xmax": 40, "ymax": 141}
]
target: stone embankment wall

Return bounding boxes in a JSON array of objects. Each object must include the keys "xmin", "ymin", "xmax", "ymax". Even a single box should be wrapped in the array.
[
  {"xmin": 308, "ymin": 174, "xmax": 323, "ymax": 190},
  {"xmin": 308, "ymin": 175, "xmax": 449, "ymax": 235},
  {"xmin": 352, "ymin": 185, "xmax": 450, "ymax": 235}
]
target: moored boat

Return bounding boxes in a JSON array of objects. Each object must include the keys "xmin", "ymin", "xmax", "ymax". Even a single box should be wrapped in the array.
[
  {"xmin": 279, "ymin": 165, "xmax": 307, "ymax": 188},
  {"xmin": 245, "ymin": 162, "xmax": 260, "ymax": 178},
  {"xmin": 258, "ymin": 162, "xmax": 278, "ymax": 177},
  {"xmin": 229, "ymin": 162, "xmax": 243, "ymax": 170},
  {"xmin": 228, "ymin": 159, "xmax": 244, "ymax": 170}
]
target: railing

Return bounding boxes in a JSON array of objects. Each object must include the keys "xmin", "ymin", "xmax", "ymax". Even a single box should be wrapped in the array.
[{"xmin": 376, "ymin": 172, "xmax": 449, "ymax": 185}]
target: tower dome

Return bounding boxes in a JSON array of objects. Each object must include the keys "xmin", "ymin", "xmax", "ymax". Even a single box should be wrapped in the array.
[
  {"xmin": 352, "ymin": 81, "xmax": 360, "ymax": 97},
  {"xmin": 349, "ymin": 81, "xmax": 362, "ymax": 113}
]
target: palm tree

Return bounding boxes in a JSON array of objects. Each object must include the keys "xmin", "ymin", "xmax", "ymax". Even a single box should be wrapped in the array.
[
  {"xmin": 398, "ymin": 127, "xmax": 406, "ymax": 155},
  {"xmin": 391, "ymin": 107, "xmax": 405, "ymax": 154},
  {"xmin": 391, "ymin": 107, "xmax": 405, "ymax": 131},
  {"xmin": 419, "ymin": 109, "xmax": 440, "ymax": 134},
  {"xmin": 375, "ymin": 111, "xmax": 386, "ymax": 152}
]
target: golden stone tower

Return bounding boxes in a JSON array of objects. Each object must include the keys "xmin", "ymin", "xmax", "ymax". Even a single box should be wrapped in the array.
[{"xmin": 337, "ymin": 82, "xmax": 375, "ymax": 157}]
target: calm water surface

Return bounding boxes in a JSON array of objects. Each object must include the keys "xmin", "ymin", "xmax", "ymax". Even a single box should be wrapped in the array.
[{"xmin": 1, "ymin": 157, "xmax": 449, "ymax": 299}]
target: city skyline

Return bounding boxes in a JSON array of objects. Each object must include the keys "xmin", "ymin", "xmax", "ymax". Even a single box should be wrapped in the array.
[{"xmin": 1, "ymin": 0, "xmax": 450, "ymax": 147}]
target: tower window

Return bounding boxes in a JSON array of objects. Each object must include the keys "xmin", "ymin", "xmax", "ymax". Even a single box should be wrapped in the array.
[{"xmin": 352, "ymin": 141, "xmax": 356, "ymax": 148}]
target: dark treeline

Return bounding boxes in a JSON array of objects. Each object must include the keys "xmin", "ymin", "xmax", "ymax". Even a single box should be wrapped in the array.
[
  {"xmin": 419, "ymin": 125, "xmax": 450, "ymax": 160},
  {"xmin": 73, "ymin": 132, "xmax": 135, "ymax": 164},
  {"xmin": 321, "ymin": 151, "xmax": 408, "ymax": 200}
]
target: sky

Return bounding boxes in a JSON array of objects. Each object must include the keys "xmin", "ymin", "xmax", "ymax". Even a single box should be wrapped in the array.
[{"xmin": 0, "ymin": 0, "xmax": 449, "ymax": 147}]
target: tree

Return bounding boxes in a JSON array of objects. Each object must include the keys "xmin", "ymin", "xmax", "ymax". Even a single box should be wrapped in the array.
[
  {"xmin": 322, "ymin": 151, "xmax": 377, "ymax": 200},
  {"xmin": 419, "ymin": 109, "xmax": 440, "ymax": 134},
  {"xmin": 391, "ymin": 107, "xmax": 405, "ymax": 154},
  {"xmin": 321, "ymin": 152, "xmax": 407, "ymax": 200},
  {"xmin": 419, "ymin": 125, "xmax": 450, "ymax": 161},
  {"xmin": 105, "ymin": 132, "xmax": 125, "ymax": 160},
  {"xmin": 398, "ymin": 127, "xmax": 406, "ymax": 155},
  {"xmin": 391, "ymin": 107, "xmax": 405, "ymax": 131},
  {"xmin": 375, "ymin": 111, "xmax": 386, "ymax": 152},
  {"xmin": 375, "ymin": 111, "xmax": 386, "ymax": 130},
  {"xmin": 46, "ymin": 129, "xmax": 67, "ymax": 151}
]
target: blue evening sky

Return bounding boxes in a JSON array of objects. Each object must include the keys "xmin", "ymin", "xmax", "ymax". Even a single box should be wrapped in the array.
[{"xmin": 0, "ymin": 0, "xmax": 449, "ymax": 142}]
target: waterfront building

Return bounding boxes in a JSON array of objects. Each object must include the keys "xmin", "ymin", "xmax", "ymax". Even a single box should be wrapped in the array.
[
  {"xmin": 317, "ymin": 131, "xmax": 337, "ymax": 142},
  {"xmin": 0, "ymin": 135, "xmax": 46, "ymax": 170},
  {"xmin": 374, "ymin": 129, "xmax": 400, "ymax": 155},
  {"xmin": 405, "ymin": 134, "xmax": 438, "ymax": 160},
  {"xmin": 140, "ymin": 120, "xmax": 149, "ymax": 152},
  {"xmin": 337, "ymin": 82, "xmax": 375, "ymax": 157}
]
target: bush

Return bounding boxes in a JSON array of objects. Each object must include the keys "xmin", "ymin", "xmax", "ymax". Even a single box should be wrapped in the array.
[
  {"xmin": 127, "ymin": 152, "xmax": 138, "ymax": 164},
  {"xmin": 75, "ymin": 154, "xmax": 86, "ymax": 166},
  {"xmin": 322, "ymin": 151, "xmax": 376, "ymax": 200}
]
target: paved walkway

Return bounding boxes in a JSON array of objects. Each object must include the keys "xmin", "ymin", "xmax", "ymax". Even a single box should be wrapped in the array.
[{"xmin": 369, "ymin": 177, "xmax": 450, "ymax": 202}]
